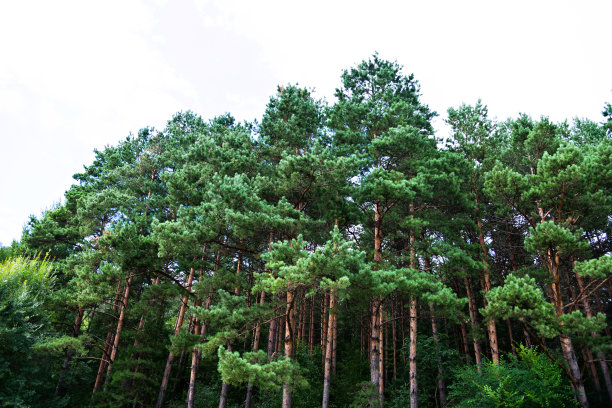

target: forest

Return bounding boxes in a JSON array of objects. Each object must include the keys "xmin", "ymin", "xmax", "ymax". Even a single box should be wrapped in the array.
[{"xmin": 1, "ymin": 54, "xmax": 611, "ymax": 408}]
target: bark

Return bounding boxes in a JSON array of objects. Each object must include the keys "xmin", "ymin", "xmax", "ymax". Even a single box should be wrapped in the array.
[
  {"xmin": 186, "ymin": 320, "xmax": 201, "ymax": 408},
  {"xmin": 464, "ymin": 276, "xmax": 482, "ymax": 371},
  {"xmin": 370, "ymin": 299, "xmax": 382, "ymax": 406},
  {"xmin": 459, "ymin": 321, "xmax": 470, "ymax": 361},
  {"xmin": 282, "ymin": 286, "xmax": 296, "ymax": 408},
  {"xmin": 55, "ymin": 306, "xmax": 85, "ymax": 396},
  {"xmin": 322, "ymin": 289, "xmax": 336, "ymax": 408},
  {"xmin": 409, "ymin": 297, "xmax": 418, "ymax": 408},
  {"xmin": 379, "ymin": 305, "xmax": 384, "ymax": 396},
  {"xmin": 429, "ymin": 304, "xmax": 447, "ymax": 406},
  {"xmin": 476, "ymin": 213, "xmax": 499, "ymax": 365},
  {"xmin": 392, "ymin": 296, "xmax": 397, "ymax": 382},
  {"xmin": 506, "ymin": 319, "xmax": 517, "ymax": 357},
  {"xmin": 155, "ymin": 266, "xmax": 196, "ymax": 408},
  {"xmin": 309, "ymin": 295, "xmax": 315, "ymax": 355},
  {"xmin": 547, "ymin": 250, "xmax": 588, "ymax": 407},
  {"xmin": 575, "ymin": 270, "xmax": 612, "ymax": 402},
  {"xmin": 103, "ymin": 273, "xmax": 133, "ymax": 391},
  {"xmin": 93, "ymin": 281, "xmax": 123, "ymax": 394},
  {"xmin": 369, "ymin": 197, "xmax": 383, "ymax": 404},
  {"xmin": 332, "ymin": 299, "xmax": 338, "ymax": 376},
  {"xmin": 187, "ymin": 250, "xmax": 220, "ymax": 408},
  {"xmin": 245, "ymin": 291, "xmax": 266, "ymax": 408},
  {"xmin": 218, "ymin": 343, "xmax": 233, "ymax": 408},
  {"xmin": 321, "ymin": 290, "xmax": 329, "ymax": 366}
]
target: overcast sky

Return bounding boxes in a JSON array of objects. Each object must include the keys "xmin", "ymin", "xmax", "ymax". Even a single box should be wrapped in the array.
[{"xmin": 1, "ymin": 0, "xmax": 611, "ymax": 245}]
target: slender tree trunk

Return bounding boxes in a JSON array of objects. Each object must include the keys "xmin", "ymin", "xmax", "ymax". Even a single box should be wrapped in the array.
[
  {"xmin": 245, "ymin": 291, "xmax": 266, "ymax": 408},
  {"xmin": 309, "ymin": 295, "xmax": 315, "ymax": 355},
  {"xmin": 409, "ymin": 297, "xmax": 418, "ymax": 408},
  {"xmin": 370, "ymin": 299, "xmax": 382, "ymax": 406},
  {"xmin": 218, "ymin": 343, "xmax": 233, "ymax": 408},
  {"xmin": 575, "ymin": 270, "xmax": 612, "ymax": 402},
  {"xmin": 104, "ymin": 273, "xmax": 133, "ymax": 391},
  {"xmin": 548, "ymin": 251, "xmax": 589, "ymax": 407},
  {"xmin": 321, "ymin": 290, "xmax": 329, "ymax": 366},
  {"xmin": 506, "ymin": 319, "xmax": 517, "ymax": 357},
  {"xmin": 476, "ymin": 213, "xmax": 499, "ymax": 365},
  {"xmin": 322, "ymin": 289, "xmax": 336, "ymax": 408},
  {"xmin": 155, "ymin": 267, "xmax": 196, "ymax": 408},
  {"xmin": 93, "ymin": 281, "xmax": 123, "ymax": 394},
  {"xmin": 55, "ymin": 306, "xmax": 85, "ymax": 396},
  {"xmin": 464, "ymin": 276, "xmax": 482, "ymax": 371},
  {"xmin": 282, "ymin": 286, "xmax": 296, "ymax": 408},
  {"xmin": 429, "ymin": 304, "xmax": 447, "ymax": 406},
  {"xmin": 332, "ymin": 300, "xmax": 338, "ymax": 375},
  {"xmin": 392, "ymin": 296, "xmax": 397, "ymax": 382},
  {"xmin": 370, "ymin": 198, "xmax": 383, "ymax": 404},
  {"xmin": 459, "ymin": 321, "xmax": 470, "ymax": 361},
  {"xmin": 186, "ymin": 319, "xmax": 201, "ymax": 408}
]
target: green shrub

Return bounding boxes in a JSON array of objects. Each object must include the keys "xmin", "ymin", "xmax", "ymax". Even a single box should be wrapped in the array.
[{"xmin": 448, "ymin": 345, "xmax": 577, "ymax": 407}]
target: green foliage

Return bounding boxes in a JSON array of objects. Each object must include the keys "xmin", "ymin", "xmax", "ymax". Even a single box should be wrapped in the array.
[
  {"xmin": 218, "ymin": 347, "xmax": 306, "ymax": 391},
  {"xmin": 448, "ymin": 346, "xmax": 577, "ymax": 407},
  {"xmin": 0, "ymin": 257, "xmax": 67, "ymax": 407}
]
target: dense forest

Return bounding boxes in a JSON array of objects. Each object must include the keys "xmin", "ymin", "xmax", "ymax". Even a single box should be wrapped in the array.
[{"xmin": 1, "ymin": 54, "xmax": 611, "ymax": 408}]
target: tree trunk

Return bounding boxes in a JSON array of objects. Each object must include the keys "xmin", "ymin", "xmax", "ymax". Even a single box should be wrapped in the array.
[
  {"xmin": 186, "ymin": 320, "xmax": 201, "ymax": 408},
  {"xmin": 409, "ymin": 297, "xmax": 418, "ymax": 408},
  {"xmin": 322, "ymin": 289, "xmax": 336, "ymax": 408},
  {"xmin": 547, "ymin": 251, "xmax": 588, "ymax": 407},
  {"xmin": 282, "ymin": 286, "xmax": 296, "ymax": 408},
  {"xmin": 332, "ymin": 299, "xmax": 338, "ymax": 376},
  {"xmin": 464, "ymin": 276, "xmax": 482, "ymax": 371},
  {"xmin": 103, "ymin": 273, "xmax": 133, "ymax": 391},
  {"xmin": 322, "ymin": 290, "xmax": 329, "ymax": 366},
  {"xmin": 245, "ymin": 291, "xmax": 266, "ymax": 408},
  {"xmin": 155, "ymin": 267, "xmax": 196, "ymax": 408},
  {"xmin": 93, "ymin": 281, "xmax": 123, "ymax": 394},
  {"xmin": 309, "ymin": 295, "xmax": 315, "ymax": 355},
  {"xmin": 55, "ymin": 306, "xmax": 85, "ymax": 396},
  {"xmin": 370, "ymin": 299, "xmax": 382, "ymax": 407},
  {"xmin": 369, "ymin": 198, "xmax": 383, "ymax": 404},
  {"xmin": 218, "ymin": 343, "xmax": 233, "ymax": 408},
  {"xmin": 476, "ymin": 213, "xmax": 499, "ymax": 365},
  {"xmin": 429, "ymin": 304, "xmax": 447, "ymax": 406},
  {"xmin": 575, "ymin": 270, "xmax": 612, "ymax": 402}
]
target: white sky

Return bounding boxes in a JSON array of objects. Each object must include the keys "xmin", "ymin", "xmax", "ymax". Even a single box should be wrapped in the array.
[{"xmin": 1, "ymin": 0, "xmax": 611, "ymax": 245}]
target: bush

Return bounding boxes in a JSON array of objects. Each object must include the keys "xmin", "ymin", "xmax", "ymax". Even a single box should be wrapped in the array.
[{"xmin": 447, "ymin": 345, "xmax": 577, "ymax": 407}]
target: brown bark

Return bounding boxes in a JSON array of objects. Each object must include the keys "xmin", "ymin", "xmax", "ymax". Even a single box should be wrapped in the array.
[
  {"xmin": 55, "ymin": 306, "xmax": 85, "ymax": 396},
  {"xmin": 409, "ymin": 297, "xmax": 418, "ymax": 408},
  {"xmin": 547, "ymin": 250, "xmax": 588, "ymax": 407},
  {"xmin": 575, "ymin": 270, "xmax": 612, "ymax": 402},
  {"xmin": 103, "ymin": 273, "xmax": 133, "ymax": 391},
  {"xmin": 321, "ymin": 290, "xmax": 329, "ymax": 366},
  {"xmin": 430, "ymin": 304, "xmax": 447, "ymax": 406},
  {"xmin": 309, "ymin": 295, "xmax": 315, "ymax": 355},
  {"xmin": 370, "ymin": 299, "xmax": 382, "ymax": 406},
  {"xmin": 392, "ymin": 295, "xmax": 397, "ymax": 382},
  {"xmin": 155, "ymin": 267, "xmax": 196, "ymax": 408},
  {"xmin": 464, "ymin": 276, "xmax": 482, "ymax": 371},
  {"xmin": 476, "ymin": 213, "xmax": 499, "ymax": 365},
  {"xmin": 332, "ymin": 300, "xmax": 338, "ymax": 375},
  {"xmin": 245, "ymin": 291, "xmax": 266, "ymax": 408},
  {"xmin": 379, "ymin": 305, "xmax": 384, "ymax": 396},
  {"xmin": 218, "ymin": 343, "xmax": 233, "ymax": 408},
  {"xmin": 322, "ymin": 289, "xmax": 336, "ymax": 408},
  {"xmin": 369, "ymin": 197, "xmax": 384, "ymax": 404},
  {"xmin": 93, "ymin": 281, "xmax": 123, "ymax": 394},
  {"xmin": 186, "ymin": 319, "xmax": 201, "ymax": 408},
  {"xmin": 282, "ymin": 285, "xmax": 296, "ymax": 408}
]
